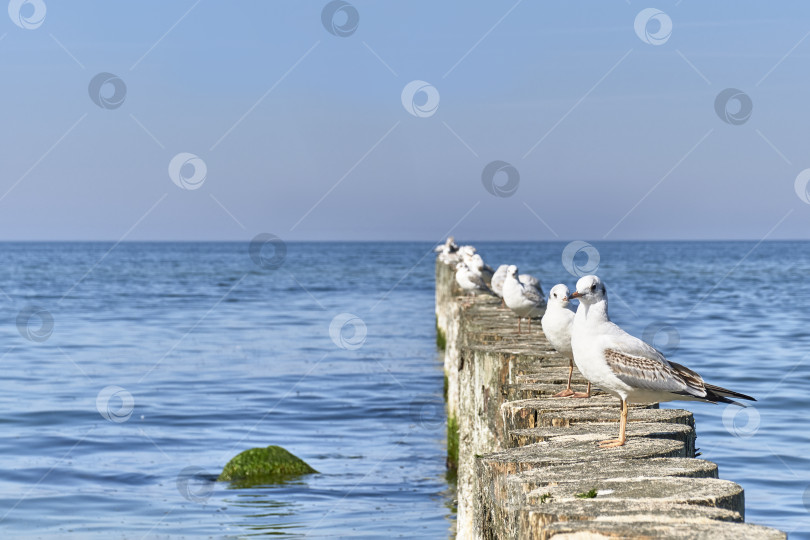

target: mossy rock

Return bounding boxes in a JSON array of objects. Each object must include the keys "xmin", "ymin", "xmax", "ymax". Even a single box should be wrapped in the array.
[{"xmin": 218, "ymin": 445, "xmax": 317, "ymax": 485}]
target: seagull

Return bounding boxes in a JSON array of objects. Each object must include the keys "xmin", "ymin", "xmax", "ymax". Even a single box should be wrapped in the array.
[
  {"xmin": 570, "ymin": 275, "xmax": 754, "ymax": 448},
  {"xmin": 455, "ymin": 262, "xmax": 491, "ymax": 300},
  {"xmin": 490, "ymin": 265, "xmax": 509, "ymax": 308},
  {"xmin": 518, "ymin": 273, "xmax": 540, "ymax": 290},
  {"xmin": 469, "ymin": 253, "xmax": 494, "ymax": 287},
  {"xmin": 436, "ymin": 237, "xmax": 459, "ymax": 264},
  {"xmin": 435, "ymin": 236, "xmax": 457, "ymax": 253},
  {"xmin": 541, "ymin": 284, "xmax": 590, "ymax": 398},
  {"xmin": 502, "ymin": 265, "xmax": 546, "ymax": 333},
  {"xmin": 458, "ymin": 245, "xmax": 477, "ymax": 264}
]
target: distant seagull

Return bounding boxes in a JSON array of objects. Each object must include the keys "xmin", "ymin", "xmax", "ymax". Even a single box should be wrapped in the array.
[
  {"xmin": 458, "ymin": 245, "xmax": 477, "ymax": 263},
  {"xmin": 502, "ymin": 265, "xmax": 546, "ymax": 333},
  {"xmin": 469, "ymin": 253, "xmax": 494, "ymax": 286},
  {"xmin": 541, "ymin": 284, "xmax": 590, "ymax": 398},
  {"xmin": 455, "ymin": 262, "xmax": 491, "ymax": 300},
  {"xmin": 436, "ymin": 236, "xmax": 459, "ymax": 263},
  {"xmin": 491, "ymin": 265, "xmax": 509, "ymax": 308},
  {"xmin": 435, "ymin": 236, "xmax": 457, "ymax": 253},
  {"xmin": 570, "ymin": 275, "xmax": 754, "ymax": 448}
]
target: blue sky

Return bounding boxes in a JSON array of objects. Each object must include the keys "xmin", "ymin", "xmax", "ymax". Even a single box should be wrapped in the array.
[{"xmin": 1, "ymin": 1, "xmax": 810, "ymax": 241}]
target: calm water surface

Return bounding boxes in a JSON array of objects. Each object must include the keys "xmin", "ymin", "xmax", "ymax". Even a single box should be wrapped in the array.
[
  {"xmin": 0, "ymin": 241, "xmax": 807, "ymax": 538},
  {"xmin": 0, "ymin": 242, "xmax": 453, "ymax": 539}
]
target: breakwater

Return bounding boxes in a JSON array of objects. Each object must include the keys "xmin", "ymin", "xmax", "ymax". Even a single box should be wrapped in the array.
[{"xmin": 435, "ymin": 258, "xmax": 786, "ymax": 539}]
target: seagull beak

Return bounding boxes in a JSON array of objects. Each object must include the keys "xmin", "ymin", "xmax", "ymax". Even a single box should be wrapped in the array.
[{"xmin": 569, "ymin": 291, "xmax": 581, "ymax": 299}]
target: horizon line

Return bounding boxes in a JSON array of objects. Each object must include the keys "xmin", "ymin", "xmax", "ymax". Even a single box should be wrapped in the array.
[{"xmin": 0, "ymin": 238, "xmax": 807, "ymax": 243}]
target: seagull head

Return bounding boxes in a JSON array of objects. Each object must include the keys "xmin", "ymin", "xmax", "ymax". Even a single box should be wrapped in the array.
[
  {"xmin": 548, "ymin": 283, "xmax": 571, "ymax": 307},
  {"xmin": 506, "ymin": 265, "xmax": 518, "ymax": 277},
  {"xmin": 570, "ymin": 275, "xmax": 606, "ymax": 305}
]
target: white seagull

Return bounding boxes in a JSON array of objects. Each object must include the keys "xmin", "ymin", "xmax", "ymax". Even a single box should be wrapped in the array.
[
  {"xmin": 502, "ymin": 265, "xmax": 546, "ymax": 333},
  {"xmin": 541, "ymin": 284, "xmax": 590, "ymax": 398},
  {"xmin": 468, "ymin": 253, "xmax": 494, "ymax": 287},
  {"xmin": 436, "ymin": 236, "xmax": 459, "ymax": 264},
  {"xmin": 458, "ymin": 245, "xmax": 477, "ymax": 264},
  {"xmin": 455, "ymin": 262, "xmax": 491, "ymax": 299},
  {"xmin": 570, "ymin": 275, "xmax": 754, "ymax": 448},
  {"xmin": 435, "ymin": 236, "xmax": 457, "ymax": 253},
  {"xmin": 490, "ymin": 264, "xmax": 509, "ymax": 299}
]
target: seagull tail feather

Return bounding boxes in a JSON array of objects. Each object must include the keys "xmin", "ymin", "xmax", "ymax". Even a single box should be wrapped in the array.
[
  {"xmin": 703, "ymin": 383, "xmax": 756, "ymax": 405},
  {"xmin": 669, "ymin": 361, "xmax": 755, "ymax": 405}
]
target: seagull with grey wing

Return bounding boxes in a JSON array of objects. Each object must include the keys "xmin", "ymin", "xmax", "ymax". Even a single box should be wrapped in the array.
[
  {"xmin": 490, "ymin": 264, "xmax": 510, "ymax": 309},
  {"xmin": 570, "ymin": 275, "xmax": 754, "ymax": 448},
  {"xmin": 541, "ymin": 284, "xmax": 590, "ymax": 398},
  {"xmin": 502, "ymin": 265, "xmax": 545, "ymax": 333},
  {"xmin": 490, "ymin": 264, "xmax": 508, "ymax": 298},
  {"xmin": 468, "ymin": 253, "xmax": 494, "ymax": 287},
  {"xmin": 454, "ymin": 262, "xmax": 491, "ymax": 302}
]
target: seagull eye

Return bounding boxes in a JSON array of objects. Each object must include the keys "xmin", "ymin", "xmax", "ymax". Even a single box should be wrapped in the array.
[{"xmin": 590, "ymin": 284, "xmax": 596, "ymax": 292}]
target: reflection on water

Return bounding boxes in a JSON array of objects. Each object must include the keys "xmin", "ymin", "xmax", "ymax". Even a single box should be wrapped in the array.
[{"xmin": 227, "ymin": 489, "xmax": 302, "ymax": 537}]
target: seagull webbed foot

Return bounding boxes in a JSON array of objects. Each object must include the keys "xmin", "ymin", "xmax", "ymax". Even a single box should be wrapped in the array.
[
  {"xmin": 598, "ymin": 438, "xmax": 626, "ymax": 448},
  {"xmin": 553, "ymin": 388, "xmax": 574, "ymax": 398}
]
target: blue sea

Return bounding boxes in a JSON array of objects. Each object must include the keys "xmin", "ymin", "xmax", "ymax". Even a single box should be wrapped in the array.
[{"xmin": 0, "ymin": 241, "xmax": 806, "ymax": 538}]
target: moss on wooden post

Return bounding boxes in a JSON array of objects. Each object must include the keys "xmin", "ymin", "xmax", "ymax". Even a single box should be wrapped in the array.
[
  {"xmin": 446, "ymin": 414, "xmax": 459, "ymax": 470},
  {"xmin": 436, "ymin": 320, "xmax": 447, "ymax": 350}
]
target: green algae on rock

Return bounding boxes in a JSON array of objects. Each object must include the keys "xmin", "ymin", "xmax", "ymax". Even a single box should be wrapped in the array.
[{"xmin": 218, "ymin": 445, "xmax": 317, "ymax": 485}]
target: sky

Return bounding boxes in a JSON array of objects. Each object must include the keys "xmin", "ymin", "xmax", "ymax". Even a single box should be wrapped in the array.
[{"xmin": 1, "ymin": 1, "xmax": 810, "ymax": 241}]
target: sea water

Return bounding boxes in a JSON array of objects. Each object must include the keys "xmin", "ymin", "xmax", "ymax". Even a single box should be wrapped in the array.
[{"xmin": 0, "ymin": 241, "xmax": 805, "ymax": 537}]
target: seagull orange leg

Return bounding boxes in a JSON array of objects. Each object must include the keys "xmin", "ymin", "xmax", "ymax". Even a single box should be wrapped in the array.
[
  {"xmin": 517, "ymin": 317, "xmax": 522, "ymax": 334},
  {"xmin": 553, "ymin": 360, "xmax": 575, "ymax": 398},
  {"xmin": 599, "ymin": 399, "xmax": 627, "ymax": 448}
]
